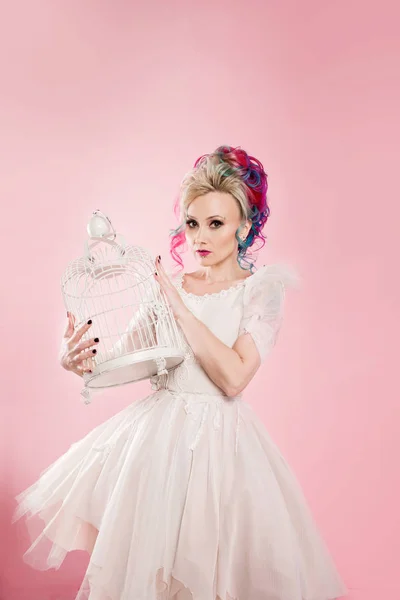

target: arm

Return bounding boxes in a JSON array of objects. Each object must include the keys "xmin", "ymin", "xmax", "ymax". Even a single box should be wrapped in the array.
[
  {"xmin": 176, "ymin": 275, "xmax": 289, "ymax": 396},
  {"xmin": 176, "ymin": 310, "xmax": 261, "ymax": 397},
  {"xmin": 153, "ymin": 261, "xmax": 295, "ymax": 396}
]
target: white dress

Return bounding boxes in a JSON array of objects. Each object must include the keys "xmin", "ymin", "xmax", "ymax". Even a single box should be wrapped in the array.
[{"xmin": 12, "ymin": 263, "xmax": 349, "ymax": 600}]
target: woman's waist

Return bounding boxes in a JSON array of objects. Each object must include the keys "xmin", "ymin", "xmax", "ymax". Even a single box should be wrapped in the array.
[{"xmin": 149, "ymin": 371, "xmax": 243, "ymax": 401}]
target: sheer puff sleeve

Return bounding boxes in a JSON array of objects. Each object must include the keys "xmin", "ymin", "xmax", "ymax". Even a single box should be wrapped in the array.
[{"xmin": 237, "ymin": 263, "xmax": 301, "ymax": 363}]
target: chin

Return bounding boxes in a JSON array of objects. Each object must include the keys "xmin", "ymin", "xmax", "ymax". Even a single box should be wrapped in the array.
[{"xmin": 196, "ymin": 254, "xmax": 213, "ymax": 262}]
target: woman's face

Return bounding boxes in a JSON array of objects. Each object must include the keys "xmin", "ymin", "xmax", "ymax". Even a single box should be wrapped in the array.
[{"xmin": 184, "ymin": 191, "xmax": 249, "ymax": 267}]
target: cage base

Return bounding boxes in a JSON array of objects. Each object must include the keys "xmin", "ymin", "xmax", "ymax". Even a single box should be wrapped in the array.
[{"xmin": 82, "ymin": 347, "xmax": 184, "ymax": 389}]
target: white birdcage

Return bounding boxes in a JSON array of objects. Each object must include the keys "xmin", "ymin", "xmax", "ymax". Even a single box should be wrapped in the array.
[{"xmin": 60, "ymin": 210, "xmax": 185, "ymax": 404}]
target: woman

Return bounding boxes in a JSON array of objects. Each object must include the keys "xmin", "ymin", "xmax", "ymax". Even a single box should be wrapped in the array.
[{"xmin": 13, "ymin": 145, "xmax": 348, "ymax": 599}]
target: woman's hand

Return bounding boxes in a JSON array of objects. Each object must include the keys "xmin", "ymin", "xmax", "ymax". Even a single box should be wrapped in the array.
[
  {"xmin": 154, "ymin": 255, "xmax": 189, "ymax": 321},
  {"xmin": 59, "ymin": 313, "xmax": 100, "ymax": 378}
]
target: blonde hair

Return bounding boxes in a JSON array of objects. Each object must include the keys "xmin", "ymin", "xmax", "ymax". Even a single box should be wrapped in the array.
[{"xmin": 179, "ymin": 154, "xmax": 251, "ymax": 226}]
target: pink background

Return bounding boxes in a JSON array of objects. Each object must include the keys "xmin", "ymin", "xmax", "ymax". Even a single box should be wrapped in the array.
[{"xmin": 1, "ymin": 1, "xmax": 399, "ymax": 598}]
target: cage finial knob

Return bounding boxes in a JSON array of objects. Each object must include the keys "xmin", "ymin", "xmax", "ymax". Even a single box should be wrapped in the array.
[{"xmin": 87, "ymin": 210, "xmax": 112, "ymax": 239}]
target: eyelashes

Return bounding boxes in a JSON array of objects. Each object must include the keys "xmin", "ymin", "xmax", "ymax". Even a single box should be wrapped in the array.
[{"xmin": 186, "ymin": 219, "xmax": 223, "ymax": 229}]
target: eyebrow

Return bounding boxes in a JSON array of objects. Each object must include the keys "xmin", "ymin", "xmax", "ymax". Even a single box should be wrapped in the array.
[{"xmin": 186, "ymin": 215, "xmax": 226, "ymax": 220}]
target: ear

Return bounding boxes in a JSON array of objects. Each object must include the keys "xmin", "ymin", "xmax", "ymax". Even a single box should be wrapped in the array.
[{"xmin": 243, "ymin": 219, "xmax": 252, "ymax": 238}]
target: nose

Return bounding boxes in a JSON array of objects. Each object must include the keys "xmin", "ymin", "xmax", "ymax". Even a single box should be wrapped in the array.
[{"xmin": 193, "ymin": 225, "xmax": 209, "ymax": 245}]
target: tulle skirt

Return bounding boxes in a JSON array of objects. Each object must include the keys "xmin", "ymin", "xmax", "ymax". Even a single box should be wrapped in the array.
[{"xmin": 12, "ymin": 389, "xmax": 348, "ymax": 600}]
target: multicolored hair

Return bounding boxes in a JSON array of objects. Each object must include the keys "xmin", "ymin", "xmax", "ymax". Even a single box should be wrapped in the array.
[{"xmin": 169, "ymin": 145, "xmax": 270, "ymax": 273}]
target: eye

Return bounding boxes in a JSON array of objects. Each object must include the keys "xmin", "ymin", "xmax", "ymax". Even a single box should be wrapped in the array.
[
  {"xmin": 210, "ymin": 220, "xmax": 223, "ymax": 228},
  {"xmin": 185, "ymin": 219, "xmax": 197, "ymax": 228}
]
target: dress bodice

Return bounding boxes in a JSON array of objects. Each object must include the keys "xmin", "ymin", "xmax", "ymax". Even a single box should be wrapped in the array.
[{"xmin": 149, "ymin": 263, "xmax": 301, "ymax": 397}]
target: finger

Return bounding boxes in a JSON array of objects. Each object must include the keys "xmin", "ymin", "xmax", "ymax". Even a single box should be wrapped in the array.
[
  {"xmin": 70, "ymin": 318, "xmax": 93, "ymax": 346},
  {"xmin": 76, "ymin": 363, "xmax": 87, "ymax": 376},
  {"xmin": 157, "ymin": 258, "xmax": 171, "ymax": 282},
  {"xmin": 154, "ymin": 261, "xmax": 163, "ymax": 285},
  {"xmin": 64, "ymin": 312, "xmax": 75, "ymax": 338},
  {"xmin": 154, "ymin": 257, "xmax": 161, "ymax": 274},
  {"xmin": 64, "ymin": 312, "xmax": 80, "ymax": 339},
  {"xmin": 155, "ymin": 258, "xmax": 174, "ymax": 291},
  {"xmin": 81, "ymin": 355, "xmax": 92, "ymax": 374},
  {"xmin": 155, "ymin": 256, "xmax": 167, "ymax": 279},
  {"xmin": 72, "ymin": 350, "xmax": 92, "ymax": 373},
  {"xmin": 79, "ymin": 347, "xmax": 98, "ymax": 363}
]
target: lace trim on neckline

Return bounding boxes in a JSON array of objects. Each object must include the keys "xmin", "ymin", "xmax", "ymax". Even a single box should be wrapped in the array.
[
  {"xmin": 175, "ymin": 270, "xmax": 255, "ymax": 301},
  {"xmin": 172, "ymin": 262, "xmax": 301, "ymax": 302}
]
